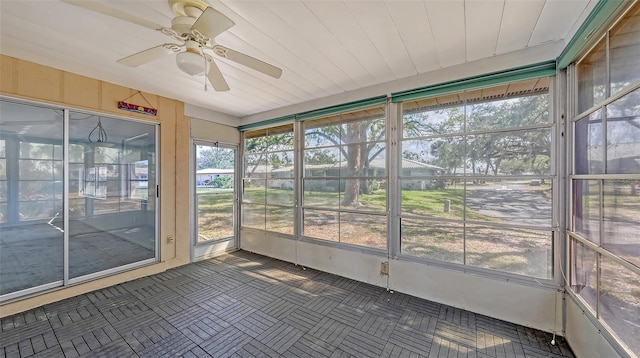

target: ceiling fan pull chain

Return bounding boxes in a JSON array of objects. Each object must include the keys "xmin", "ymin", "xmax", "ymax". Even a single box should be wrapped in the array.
[{"xmin": 203, "ymin": 47, "xmax": 208, "ymax": 91}]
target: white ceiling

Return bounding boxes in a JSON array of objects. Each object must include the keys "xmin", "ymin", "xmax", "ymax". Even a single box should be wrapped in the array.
[{"xmin": 0, "ymin": 0, "xmax": 595, "ymax": 122}]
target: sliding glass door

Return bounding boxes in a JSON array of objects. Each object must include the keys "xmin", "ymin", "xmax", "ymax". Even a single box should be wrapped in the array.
[
  {"xmin": 0, "ymin": 101, "xmax": 64, "ymax": 296},
  {"xmin": 0, "ymin": 99, "xmax": 158, "ymax": 301},
  {"xmin": 68, "ymin": 112, "xmax": 157, "ymax": 279}
]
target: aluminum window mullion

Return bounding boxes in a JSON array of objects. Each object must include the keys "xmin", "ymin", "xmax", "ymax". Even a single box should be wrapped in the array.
[
  {"xmin": 301, "ymin": 206, "xmax": 386, "ymax": 216},
  {"xmin": 569, "ymin": 232, "xmax": 640, "ymax": 277},
  {"xmin": 294, "ymin": 121, "xmax": 303, "ymax": 240},
  {"xmin": 400, "ymin": 213, "xmax": 556, "ymax": 232},
  {"xmin": 263, "ymin": 203, "xmax": 296, "ymax": 210},
  {"xmin": 246, "ymin": 148, "xmax": 294, "ymax": 156},
  {"xmin": 602, "ymin": 33, "xmax": 610, "ymax": 177},
  {"xmin": 403, "ymin": 123, "xmax": 553, "ymax": 142},
  {"xmin": 570, "ymin": 173, "xmax": 640, "ymax": 180},
  {"xmin": 303, "ymin": 176, "xmax": 388, "ymax": 180},
  {"xmin": 572, "ymin": 80, "xmax": 640, "ymax": 122},
  {"xmin": 388, "ymin": 101, "xmax": 401, "ymax": 259},
  {"xmin": 596, "ymin": 179, "xmax": 604, "ymax": 318},
  {"xmin": 324, "ymin": 138, "xmax": 387, "ymax": 146},
  {"xmin": 399, "ymin": 175, "xmax": 554, "ymax": 181},
  {"xmin": 63, "ymin": 109, "xmax": 70, "ymax": 285},
  {"xmin": 462, "ymin": 99, "xmax": 468, "ymax": 266}
]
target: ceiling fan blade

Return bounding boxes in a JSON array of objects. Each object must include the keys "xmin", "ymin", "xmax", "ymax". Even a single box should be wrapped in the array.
[
  {"xmin": 191, "ymin": 7, "xmax": 235, "ymax": 40},
  {"xmin": 207, "ymin": 60, "xmax": 230, "ymax": 91},
  {"xmin": 61, "ymin": 0, "xmax": 164, "ymax": 31},
  {"xmin": 118, "ymin": 44, "xmax": 180, "ymax": 67},
  {"xmin": 213, "ymin": 46, "xmax": 282, "ymax": 79}
]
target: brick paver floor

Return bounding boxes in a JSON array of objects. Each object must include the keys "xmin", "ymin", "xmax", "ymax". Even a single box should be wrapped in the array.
[{"xmin": 0, "ymin": 251, "xmax": 574, "ymax": 357}]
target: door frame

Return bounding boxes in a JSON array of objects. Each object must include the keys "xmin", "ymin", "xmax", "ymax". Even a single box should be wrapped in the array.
[{"xmin": 190, "ymin": 139, "xmax": 239, "ymax": 262}]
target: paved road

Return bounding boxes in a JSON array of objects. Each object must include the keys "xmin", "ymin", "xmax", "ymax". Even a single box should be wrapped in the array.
[{"xmin": 465, "ymin": 184, "xmax": 552, "ymax": 226}]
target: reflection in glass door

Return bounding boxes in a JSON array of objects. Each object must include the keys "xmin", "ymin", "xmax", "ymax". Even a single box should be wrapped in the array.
[
  {"xmin": 194, "ymin": 143, "xmax": 236, "ymax": 258},
  {"xmin": 68, "ymin": 112, "xmax": 158, "ymax": 280},
  {"xmin": 0, "ymin": 101, "xmax": 64, "ymax": 298}
]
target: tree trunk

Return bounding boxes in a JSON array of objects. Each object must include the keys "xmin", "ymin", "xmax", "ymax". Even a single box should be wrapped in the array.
[{"xmin": 342, "ymin": 122, "xmax": 361, "ymax": 207}]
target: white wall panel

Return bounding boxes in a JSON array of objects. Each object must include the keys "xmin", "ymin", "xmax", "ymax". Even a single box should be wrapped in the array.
[
  {"xmin": 297, "ymin": 242, "xmax": 388, "ymax": 288},
  {"xmin": 190, "ymin": 118, "xmax": 239, "ymax": 143},
  {"xmin": 194, "ymin": 239, "xmax": 236, "ymax": 261},
  {"xmin": 565, "ymin": 296, "xmax": 621, "ymax": 357},
  {"xmin": 390, "ymin": 259, "xmax": 561, "ymax": 333},
  {"xmin": 241, "ymin": 229, "xmax": 297, "ymax": 263},
  {"xmin": 186, "ymin": 104, "xmax": 240, "ymax": 128}
]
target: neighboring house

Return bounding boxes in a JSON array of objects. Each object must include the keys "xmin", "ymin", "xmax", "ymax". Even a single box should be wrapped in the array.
[
  {"xmin": 398, "ymin": 158, "xmax": 445, "ymax": 190},
  {"xmin": 246, "ymin": 158, "xmax": 443, "ymax": 191},
  {"xmin": 196, "ymin": 168, "xmax": 234, "ymax": 185}
]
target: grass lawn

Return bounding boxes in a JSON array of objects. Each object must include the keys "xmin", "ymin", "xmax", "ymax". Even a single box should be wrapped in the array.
[
  {"xmin": 197, "ymin": 190, "xmax": 234, "ymax": 242},
  {"xmin": 204, "ymin": 186, "xmax": 559, "ymax": 277}
]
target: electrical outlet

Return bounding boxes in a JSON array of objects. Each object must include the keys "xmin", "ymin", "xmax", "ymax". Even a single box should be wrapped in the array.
[{"xmin": 380, "ymin": 261, "xmax": 389, "ymax": 276}]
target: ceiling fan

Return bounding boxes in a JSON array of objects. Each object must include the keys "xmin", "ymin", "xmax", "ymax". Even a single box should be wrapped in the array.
[{"xmin": 62, "ymin": 0, "xmax": 282, "ymax": 92}]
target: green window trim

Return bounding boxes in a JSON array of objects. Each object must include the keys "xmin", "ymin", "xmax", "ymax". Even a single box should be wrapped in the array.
[
  {"xmin": 557, "ymin": 0, "xmax": 625, "ymax": 69},
  {"xmin": 238, "ymin": 115, "xmax": 295, "ymax": 132},
  {"xmin": 391, "ymin": 61, "xmax": 556, "ymax": 103},
  {"xmin": 296, "ymin": 95, "xmax": 387, "ymax": 122}
]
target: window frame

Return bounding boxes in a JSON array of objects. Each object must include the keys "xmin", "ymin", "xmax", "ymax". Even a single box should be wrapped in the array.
[
  {"xmin": 396, "ymin": 80, "xmax": 558, "ymax": 280},
  {"xmin": 240, "ymin": 124, "xmax": 296, "ymax": 236},
  {"xmin": 299, "ymin": 105, "xmax": 389, "ymax": 253},
  {"xmin": 567, "ymin": 2, "xmax": 640, "ymax": 355}
]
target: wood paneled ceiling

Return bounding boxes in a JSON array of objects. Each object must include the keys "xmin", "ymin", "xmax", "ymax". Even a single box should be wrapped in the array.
[{"xmin": 0, "ymin": 0, "xmax": 595, "ymax": 120}]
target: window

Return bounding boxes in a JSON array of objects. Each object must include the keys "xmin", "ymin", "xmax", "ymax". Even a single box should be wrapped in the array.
[
  {"xmin": 400, "ymin": 78, "xmax": 554, "ymax": 278},
  {"xmin": 570, "ymin": 2, "xmax": 640, "ymax": 355},
  {"xmin": 301, "ymin": 106, "xmax": 387, "ymax": 250},
  {"xmin": 242, "ymin": 124, "xmax": 295, "ymax": 235}
]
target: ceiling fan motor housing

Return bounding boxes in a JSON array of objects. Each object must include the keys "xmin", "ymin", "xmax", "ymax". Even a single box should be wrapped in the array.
[
  {"xmin": 171, "ymin": 16, "xmax": 197, "ymax": 36},
  {"xmin": 169, "ymin": 0, "xmax": 208, "ymax": 36}
]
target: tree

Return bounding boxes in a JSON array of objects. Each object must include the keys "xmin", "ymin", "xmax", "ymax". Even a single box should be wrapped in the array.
[
  {"xmin": 197, "ymin": 147, "xmax": 234, "ymax": 170},
  {"xmin": 305, "ymin": 149, "xmax": 337, "ymax": 165},
  {"xmin": 245, "ymin": 130, "xmax": 293, "ymax": 177},
  {"xmin": 422, "ymin": 94, "xmax": 551, "ymax": 176},
  {"xmin": 305, "ymin": 117, "xmax": 386, "ymax": 207}
]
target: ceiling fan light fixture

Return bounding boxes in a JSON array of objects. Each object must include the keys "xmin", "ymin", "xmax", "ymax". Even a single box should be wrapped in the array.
[{"xmin": 176, "ymin": 50, "xmax": 207, "ymax": 76}]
